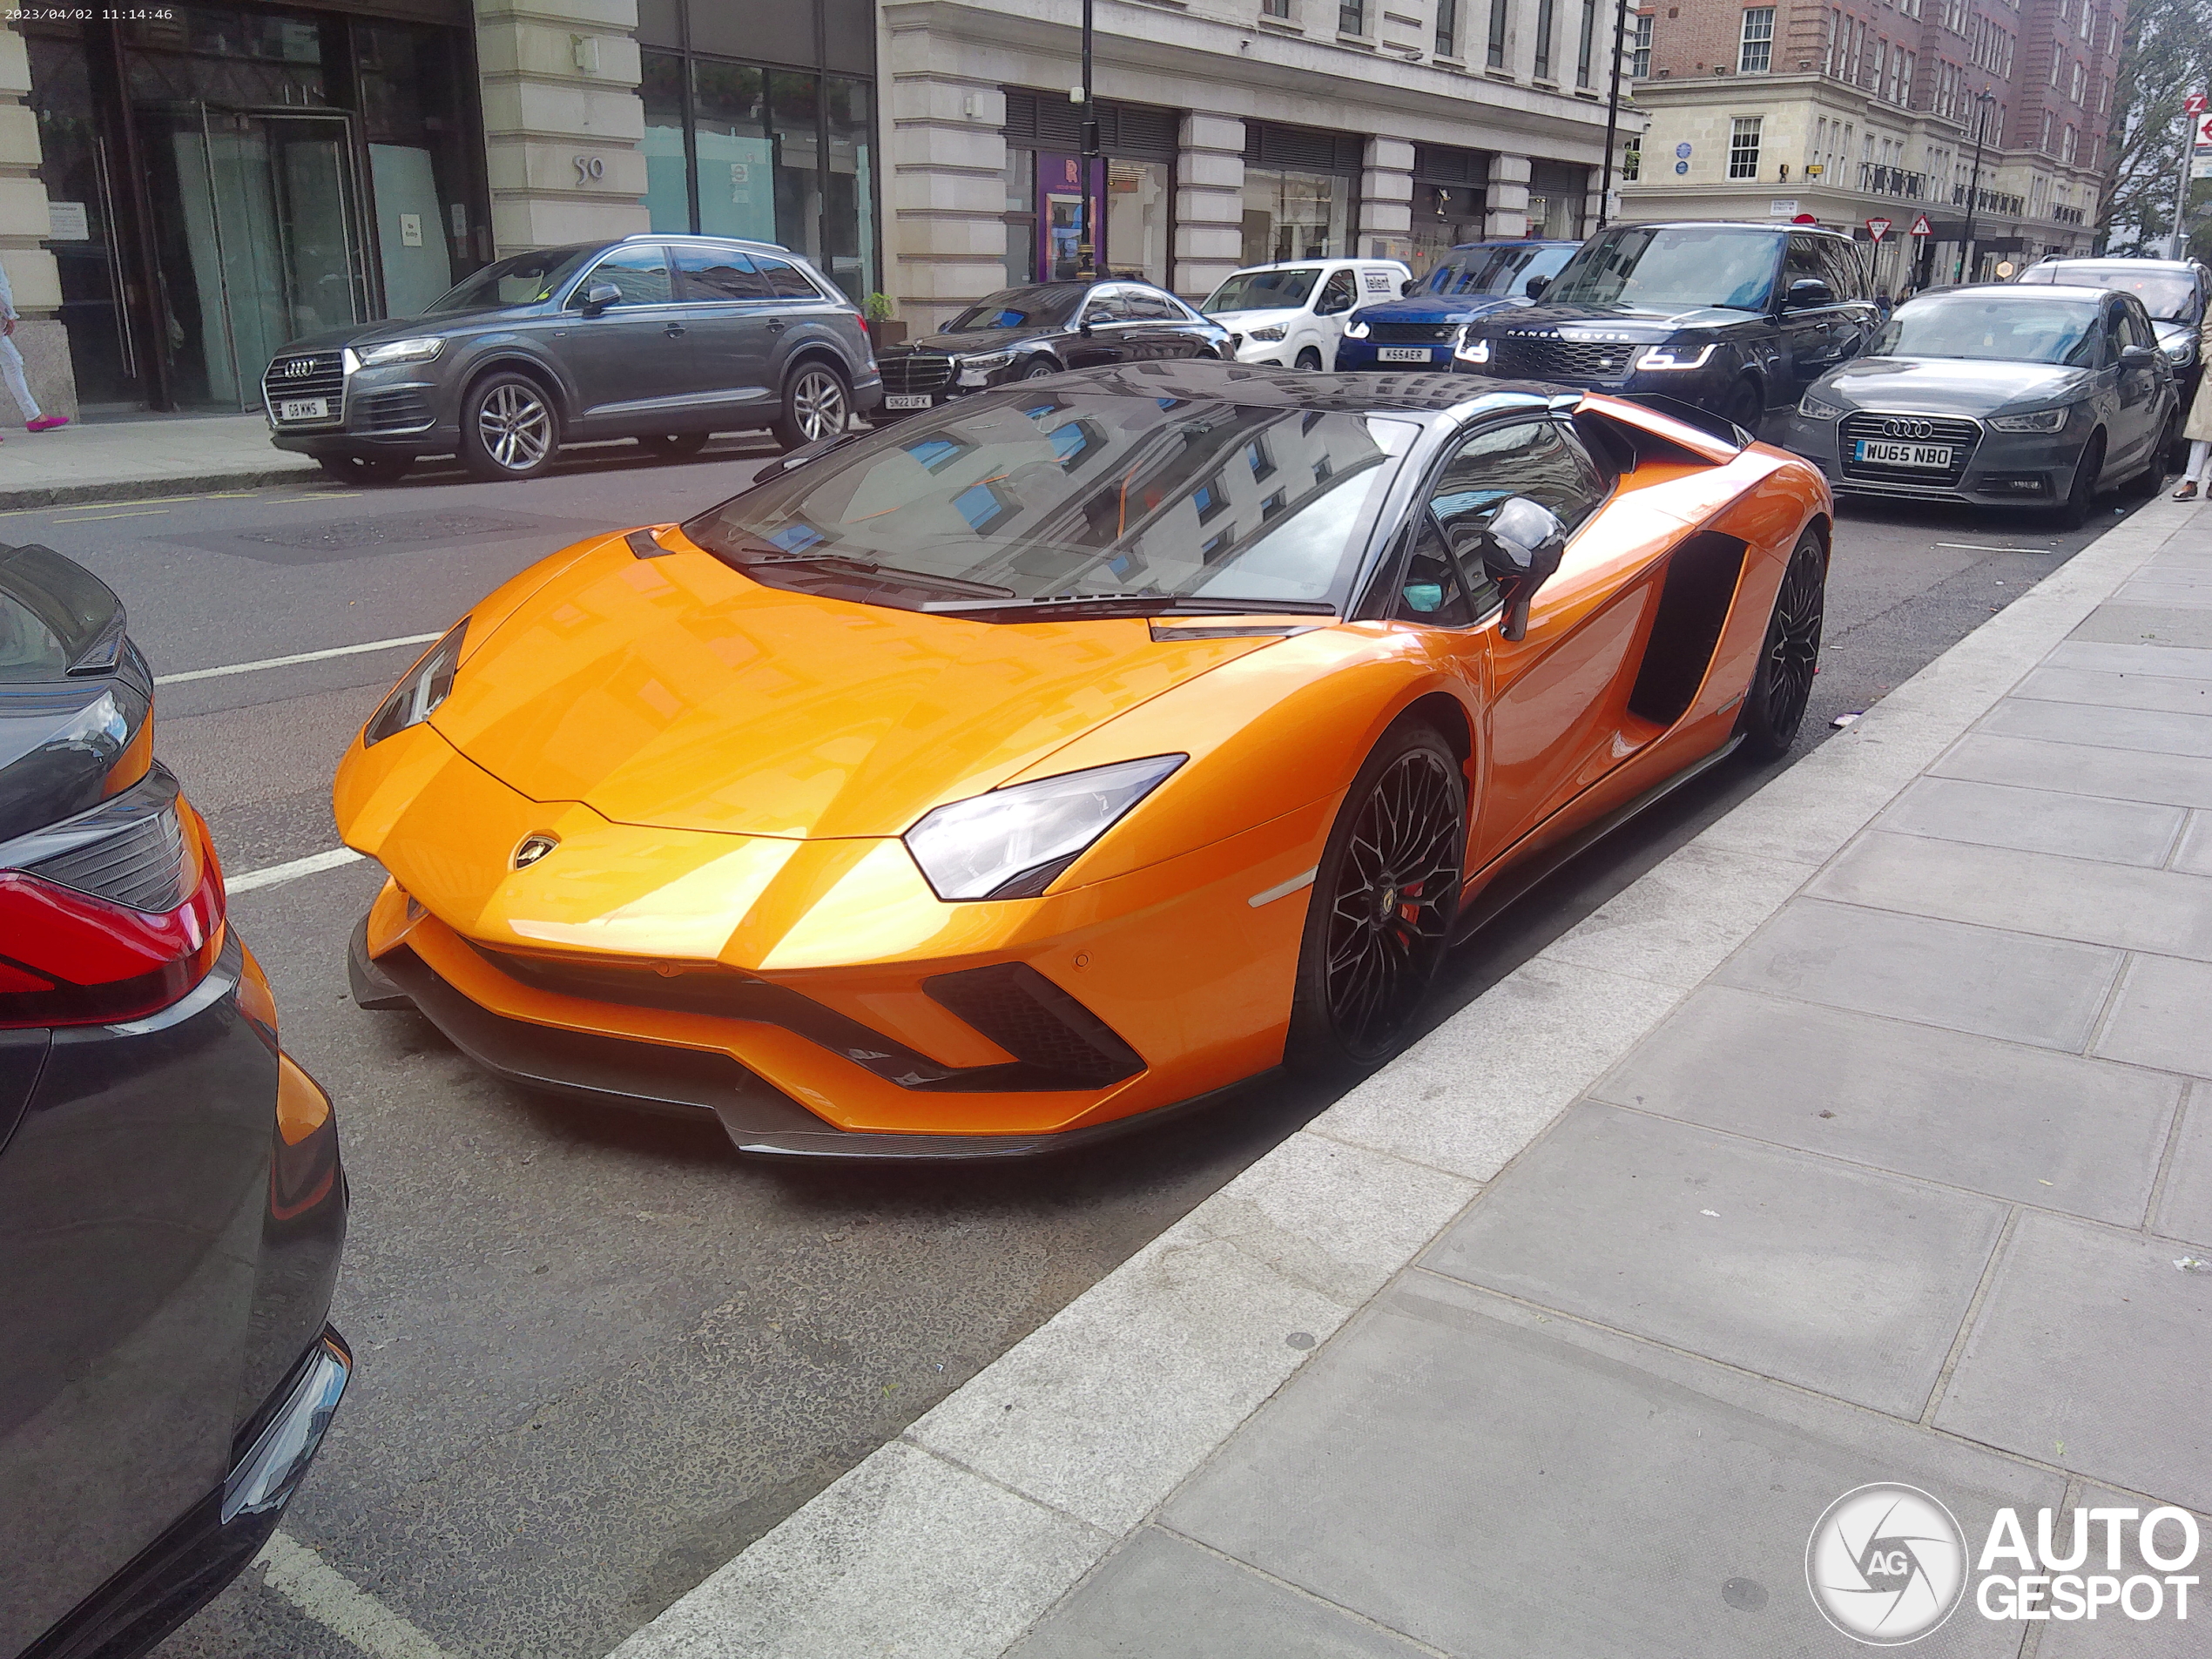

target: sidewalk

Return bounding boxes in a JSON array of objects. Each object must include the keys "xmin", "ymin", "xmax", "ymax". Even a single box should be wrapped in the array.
[
  {"xmin": 610, "ymin": 492, "xmax": 2212, "ymax": 1659},
  {"xmin": 0, "ymin": 411, "xmax": 318, "ymax": 509}
]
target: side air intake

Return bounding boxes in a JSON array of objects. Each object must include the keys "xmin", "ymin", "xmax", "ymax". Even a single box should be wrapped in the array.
[
  {"xmin": 923, "ymin": 963, "xmax": 1143, "ymax": 1088},
  {"xmin": 1627, "ymin": 531, "xmax": 1750, "ymax": 728}
]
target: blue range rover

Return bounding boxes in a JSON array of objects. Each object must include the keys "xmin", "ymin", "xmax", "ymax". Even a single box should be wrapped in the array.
[{"xmin": 1333, "ymin": 240, "xmax": 1579, "ymax": 373}]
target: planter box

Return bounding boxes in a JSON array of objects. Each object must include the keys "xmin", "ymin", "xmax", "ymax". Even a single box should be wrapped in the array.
[{"xmin": 870, "ymin": 320, "xmax": 907, "ymax": 347}]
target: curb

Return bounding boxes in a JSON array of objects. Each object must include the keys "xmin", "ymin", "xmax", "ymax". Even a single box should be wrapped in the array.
[
  {"xmin": 609, "ymin": 497, "xmax": 2205, "ymax": 1659},
  {"xmin": 0, "ymin": 464, "xmax": 322, "ymax": 514}
]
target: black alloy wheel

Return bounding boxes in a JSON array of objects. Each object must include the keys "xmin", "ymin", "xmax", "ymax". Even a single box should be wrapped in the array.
[
  {"xmin": 1288, "ymin": 724, "xmax": 1466, "ymax": 1070},
  {"xmin": 315, "ymin": 454, "xmax": 411, "ymax": 485},
  {"xmin": 1738, "ymin": 529, "xmax": 1827, "ymax": 761},
  {"xmin": 1296, "ymin": 347, "xmax": 1324, "ymax": 371},
  {"xmin": 641, "ymin": 433, "xmax": 710, "ymax": 460},
  {"xmin": 460, "ymin": 371, "xmax": 560, "ymax": 482},
  {"xmin": 2056, "ymin": 430, "xmax": 2105, "ymax": 529},
  {"xmin": 773, "ymin": 362, "xmax": 852, "ymax": 450}
]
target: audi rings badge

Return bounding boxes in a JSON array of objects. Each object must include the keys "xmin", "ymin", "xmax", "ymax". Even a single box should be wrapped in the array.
[{"xmin": 1878, "ymin": 417, "xmax": 1938, "ymax": 440}]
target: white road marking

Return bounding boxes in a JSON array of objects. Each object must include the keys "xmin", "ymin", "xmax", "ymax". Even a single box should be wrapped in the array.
[
  {"xmin": 255, "ymin": 1530, "xmax": 460, "ymax": 1659},
  {"xmin": 229, "ymin": 846, "xmax": 368, "ymax": 893},
  {"xmin": 1247, "ymin": 866, "xmax": 1318, "ymax": 907},
  {"xmin": 1932, "ymin": 543, "xmax": 2054, "ymax": 554},
  {"xmin": 155, "ymin": 632, "xmax": 441, "ymax": 686}
]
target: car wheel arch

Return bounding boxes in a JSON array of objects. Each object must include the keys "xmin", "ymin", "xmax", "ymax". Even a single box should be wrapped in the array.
[
  {"xmin": 461, "ymin": 354, "xmax": 572, "ymax": 422},
  {"xmin": 782, "ymin": 342, "xmax": 856, "ymax": 387}
]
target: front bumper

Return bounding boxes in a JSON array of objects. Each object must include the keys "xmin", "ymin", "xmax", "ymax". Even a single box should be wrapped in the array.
[{"xmin": 1783, "ymin": 410, "xmax": 2088, "ymax": 505}]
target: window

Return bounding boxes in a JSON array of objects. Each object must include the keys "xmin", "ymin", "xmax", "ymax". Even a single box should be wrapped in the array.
[
  {"xmin": 1193, "ymin": 473, "xmax": 1229, "ymax": 523},
  {"xmin": 1437, "ymin": 0, "xmax": 1458, "ymax": 57},
  {"xmin": 1632, "ymin": 11, "xmax": 1652, "ymax": 77},
  {"xmin": 673, "ymin": 246, "xmax": 771, "ymax": 301},
  {"xmin": 1784, "ymin": 235, "xmax": 1829, "ymax": 297},
  {"xmin": 2060, "ymin": 124, "xmax": 2078, "ymax": 163},
  {"xmin": 1488, "ymin": 0, "xmax": 1510, "ymax": 68},
  {"xmin": 1739, "ymin": 8, "xmax": 1775, "ymax": 74},
  {"xmin": 1339, "ymin": 0, "xmax": 1365, "ymax": 33},
  {"xmin": 1622, "ymin": 135, "xmax": 1641, "ymax": 180},
  {"xmin": 902, "ymin": 436, "xmax": 971, "ymax": 473},
  {"xmin": 1246, "ymin": 437, "xmax": 1276, "ymax": 481},
  {"xmin": 1534, "ymin": 0, "xmax": 1557, "ymax": 78},
  {"xmin": 1319, "ymin": 269, "xmax": 1358, "ymax": 314},
  {"xmin": 1578, "ymin": 0, "xmax": 1599, "ymax": 84},
  {"xmin": 1261, "ymin": 0, "xmax": 1289, "ymax": 14},
  {"xmin": 577, "ymin": 245, "xmax": 673, "ymax": 306},
  {"xmin": 2069, "ymin": 60, "xmax": 2085, "ymax": 103},
  {"xmin": 1728, "ymin": 116, "xmax": 1763, "ymax": 179},
  {"xmin": 752, "ymin": 256, "xmax": 822, "ymax": 300},
  {"xmin": 1429, "ymin": 417, "xmax": 1607, "ymax": 549},
  {"xmin": 1395, "ymin": 516, "xmax": 1478, "ymax": 627}
]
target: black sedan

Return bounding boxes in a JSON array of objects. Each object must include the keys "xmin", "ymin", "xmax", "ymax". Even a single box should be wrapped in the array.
[
  {"xmin": 1, "ymin": 544, "xmax": 349, "ymax": 1658},
  {"xmin": 873, "ymin": 280, "xmax": 1231, "ymax": 415},
  {"xmin": 1784, "ymin": 284, "xmax": 2179, "ymax": 527}
]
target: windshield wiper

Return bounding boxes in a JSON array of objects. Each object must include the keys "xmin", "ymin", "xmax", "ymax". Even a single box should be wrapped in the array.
[
  {"xmin": 920, "ymin": 593, "xmax": 1339, "ymax": 620},
  {"xmin": 725, "ymin": 545, "xmax": 1015, "ymax": 597}
]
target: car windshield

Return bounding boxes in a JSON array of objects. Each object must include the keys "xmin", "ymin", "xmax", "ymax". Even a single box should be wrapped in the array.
[
  {"xmin": 685, "ymin": 390, "xmax": 1420, "ymax": 616},
  {"xmin": 1872, "ymin": 294, "xmax": 2101, "ymax": 365},
  {"xmin": 1541, "ymin": 226, "xmax": 1782, "ymax": 312},
  {"xmin": 2019, "ymin": 263, "xmax": 2200, "ymax": 321},
  {"xmin": 946, "ymin": 287, "xmax": 1085, "ymax": 331},
  {"xmin": 424, "ymin": 246, "xmax": 594, "ymax": 313},
  {"xmin": 1204, "ymin": 269, "xmax": 1321, "ymax": 311},
  {"xmin": 1424, "ymin": 245, "xmax": 1568, "ymax": 298}
]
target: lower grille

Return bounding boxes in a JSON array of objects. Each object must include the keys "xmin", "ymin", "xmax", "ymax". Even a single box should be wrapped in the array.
[
  {"xmin": 261, "ymin": 352, "xmax": 347, "ymax": 427},
  {"xmin": 1491, "ymin": 337, "xmax": 1638, "ymax": 381},
  {"xmin": 1367, "ymin": 322, "xmax": 1460, "ymax": 345},
  {"xmin": 878, "ymin": 354, "xmax": 954, "ymax": 395},
  {"xmin": 359, "ymin": 389, "xmax": 434, "ymax": 433},
  {"xmin": 923, "ymin": 962, "xmax": 1143, "ymax": 1087},
  {"xmin": 1838, "ymin": 412, "xmax": 1981, "ymax": 486}
]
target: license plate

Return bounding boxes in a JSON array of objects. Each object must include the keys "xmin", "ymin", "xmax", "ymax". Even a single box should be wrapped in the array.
[
  {"xmin": 884, "ymin": 394, "xmax": 933, "ymax": 411},
  {"xmin": 1376, "ymin": 347, "xmax": 1433, "ymax": 363},
  {"xmin": 1855, "ymin": 438, "xmax": 1953, "ymax": 469},
  {"xmin": 276, "ymin": 397, "xmax": 328, "ymax": 422}
]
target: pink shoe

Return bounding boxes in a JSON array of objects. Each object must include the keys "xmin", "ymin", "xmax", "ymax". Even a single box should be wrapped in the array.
[{"xmin": 25, "ymin": 415, "xmax": 68, "ymax": 432}]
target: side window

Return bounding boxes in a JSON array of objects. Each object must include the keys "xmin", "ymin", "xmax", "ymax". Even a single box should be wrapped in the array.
[
  {"xmin": 1393, "ymin": 515, "xmax": 1476, "ymax": 627},
  {"xmin": 751, "ymin": 256, "xmax": 823, "ymax": 300},
  {"xmin": 1121, "ymin": 288, "xmax": 1178, "ymax": 321},
  {"xmin": 1817, "ymin": 239, "xmax": 1865, "ymax": 301},
  {"xmin": 1783, "ymin": 235, "xmax": 1830, "ymax": 298},
  {"xmin": 1430, "ymin": 419, "xmax": 1608, "ymax": 546},
  {"xmin": 1082, "ymin": 290, "xmax": 1130, "ymax": 325},
  {"xmin": 673, "ymin": 246, "xmax": 770, "ymax": 302},
  {"xmin": 2101, "ymin": 304, "xmax": 2129, "ymax": 360},
  {"xmin": 577, "ymin": 245, "xmax": 673, "ymax": 307},
  {"xmin": 1319, "ymin": 270, "xmax": 1357, "ymax": 314}
]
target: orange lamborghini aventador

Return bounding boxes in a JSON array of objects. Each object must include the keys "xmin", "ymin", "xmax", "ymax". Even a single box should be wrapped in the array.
[{"xmin": 335, "ymin": 365, "xmax": 1830, "ymax": 1157}]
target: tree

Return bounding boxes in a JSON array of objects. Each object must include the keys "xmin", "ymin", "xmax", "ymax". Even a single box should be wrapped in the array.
[{"xmin": 2098, "ymin": 0, "xmax": 2212, "ymax": 255}]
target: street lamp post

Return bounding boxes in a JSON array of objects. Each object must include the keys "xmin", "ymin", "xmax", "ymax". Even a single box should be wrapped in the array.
[
  {"xmin": 1076, "ymin": 0, "xmax": 1100, "ymax": 278},
  {"xmin": 1597, "ymin": 0, "xmax": 1631, "ymax": 229},
  {"xmin": 1956, "ymin": 90, "xmax": 1997, "ymax": 284}
]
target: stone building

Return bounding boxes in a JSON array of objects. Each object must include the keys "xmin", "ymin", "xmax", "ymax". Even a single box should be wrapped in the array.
[{"xmin": 1619, "ymin": 0, "xmax": 2120, "ymax": 292}]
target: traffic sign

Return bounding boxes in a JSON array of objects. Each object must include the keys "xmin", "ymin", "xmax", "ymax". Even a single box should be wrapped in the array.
[
  {"xmin": 1910, "ymin": 213, "xmax": 1933, "ymax": 237},
  {"xmin": 2187, "ymin": 93, "xmax": 2208, "ymax": 116},
  {"xmin": 1866, "ymin": 217, "xmax": 1892, "ymax": 242},
  {"xmin": 2198, "ymin": 113, "xmax": 2212, "ymax": 147}
]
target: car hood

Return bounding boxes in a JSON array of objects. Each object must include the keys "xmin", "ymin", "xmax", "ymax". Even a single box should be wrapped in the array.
[
  {"xmin": 1473, "ymin": 300, "xmax": 1761, "ymax": 338},
  {"xmin": 892, "ymin": 327, "xmax": 1050, "ymax": 356},
  {"xmin": 1350, "ymin": 294, "xmax": 1521, "ymax": 325},
  {"xmin": 1208, "ymin": 307, "xmax": 1305, "ymax": 331},
  {"xmin": 275, "ymin": 308, "xmax": 541, "ymax": 354},
  {"xmin": 1816, "ymin": 356, "xmax": 2096, "ymax": 415},
  {"xmin": 425, "ymin": 536, "xmax": 1278, "ymax": 840}
]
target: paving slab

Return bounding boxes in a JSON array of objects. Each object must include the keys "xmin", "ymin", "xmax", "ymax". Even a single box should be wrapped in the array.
[
  {"xmin": 2068, "ymin": 603, "xmax": 2212, "ymax": 650},
  {"xmin": 1420, "ymin": 1103, "xmax": 2009, "ymax": 1416},
  {"xmin": 2090, "ymin": 954, "xmax": 2212, "ymax": 1080},
  {"xmin": 1807, "ymin": 832, "xmax": 2212, "ymax": 960},
  {"xmin": 2174, "ymin": 811, "xmax": 2212, "ymax": 875},
  {"xmin": 1591, "ymin": 985, "xmax": 2179, "ymax": 1225},
  {"xmin": 2012, "ymin": 664, "xmax": 2212, "ymax": 717},
  {"xmin": 2033, "ymin": 1486, "xmax": 2212, "ymax": 1659},
  {"xmin": 1874, "ymin": 774, "xmax": 2187, "ymax": 867},
  {"xmin": 2154, "ymin": 1085, "xmax": 2212, "ymax": 1249},
  {"xmin": 1933, "ymin": 1210, "xmax": 2212, "ymax": 1517},
  {"xmin": 1007, "ymin": 1529, "xmax": 1434, "ymax": 1659},
  {"xmin": 1929, "ymin": 732, "xmax": 2212, "ymax": 811},
  {"xmin": 2044, "ymin": 639, "xmax": 2212, "ymax": 680},
  {"xmin": 1979, "ymin": 694, "xmax": 2212, "ymax": 759},
  {"xmin": 1710, "ymin": 898, "xmax": 2124, "ymax": 1050},
  {"xmin": 1157, "ymin": 1278, "xmax": 2053, "ymax": 1659}
]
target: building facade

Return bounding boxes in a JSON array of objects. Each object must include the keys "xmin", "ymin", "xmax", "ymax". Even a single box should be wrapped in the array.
[{"xmin": 1619, "ymin": 0, "xmax": 2119, "ymax": 293}]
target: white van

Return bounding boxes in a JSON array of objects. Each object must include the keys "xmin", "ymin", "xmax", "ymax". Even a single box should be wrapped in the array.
[{"xmin": 1201, "ymin": 259, "xmax": 1413, "ymax": 369}]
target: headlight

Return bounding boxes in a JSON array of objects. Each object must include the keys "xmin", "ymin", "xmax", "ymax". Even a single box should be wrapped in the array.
[
  {"xmin": 1341, "ymin": 317, "xmax": 1371, "ymax": 340},
  {"xmin": 2164, "ymin": 340, "xmax": 2194, "ymax": 366},
  {"xmin": 1638, "ymin": 342, "xmax": 1717, "ymax": 372},
  {"xmin": 1989, "ymin": 407, "xmax": 2068, "ymax": 432},
  {"xmin": 903, "ymin": 755, "xmax": 1185, "ymax": 900},
  {"xmin": 347, "ymin": 337, "xmax": 445, "ymax": 369},
  {"xmin": 1453, "ymin": 334, "xmax": 1492, "ymax": 364},
  {"xmin": 956, "ymin": 351, "xmax": 1015, "ymax": 386},
  {"xmin": 1247, "ymin": 323, "xmax": 1287, "ymax": 341},
  {"xmin": 1797, "ymin": 391, "xmax": 1846, "ymax": 421},
  {"xmin": 362, "ymin": 621, "xmax": 468, "ymax": 746}
]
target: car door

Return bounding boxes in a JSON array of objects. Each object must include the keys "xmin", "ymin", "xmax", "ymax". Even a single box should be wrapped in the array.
[
  {"xmin": 1777, "ymin": 234, "xmax": 1846, "ymax": 408},
  {"xmin": 1115, "ymin": 286, "xmax": 1198, "ymax": 360},
  {"xmin": 2108, "ymin": 298, "xmax": 2161, "ymax": 468},
  {"xmin": 551, "ymin": 243, "xmax": 690, "ymax": 427},
  {"xmin": 1067, "ymin": 287, "xmax": 1133, "ymax": 368},
  {"xmin": 749, "ymin": 252, "xmax": 845, "ymax": 394},
  {"xmin": 1815, "ymin": 237, "xmax": 1878, "ymax": 363},
  {"xmin": 1311, "ymin": 267, "xmax": 1359, "ymax": 360},
  {"xmin": 669, "ymin": 245, "xmax": 778, "ymax": 418},
  {"xmin": 1433, "ymin": 417, "xmax": 1642, "ymax": 866}
]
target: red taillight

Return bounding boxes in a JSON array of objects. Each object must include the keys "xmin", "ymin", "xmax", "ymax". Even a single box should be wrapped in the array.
[{"xmin": 0, "ymin": 825, "xmax": 226, "ymax": 1028}]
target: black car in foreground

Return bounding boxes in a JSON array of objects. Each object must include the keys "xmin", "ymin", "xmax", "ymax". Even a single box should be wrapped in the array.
[
  {"xmin": 873, "ymin": 280, "xmax": 1231, "ymax": 415},
  {"xmin": 264, "ymin": 234, "xmax": 881, "ymax": 483},
  {"xmin": 1454, "ymin": 221, "xmax": 1878, "ymax": 432},
  {"xmin": 1, "ymin": 544, "xmax": 348, "ymax": 1659}
]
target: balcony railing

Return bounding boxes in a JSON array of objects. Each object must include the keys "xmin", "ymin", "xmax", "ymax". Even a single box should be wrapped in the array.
[
  {"xmin": 1857, "ymin": 165, "xmax": 1929, "ymax": 199},
  {"xmin": 1950, "ymin": 183, "xmax": 2027, "ymax": 215}
]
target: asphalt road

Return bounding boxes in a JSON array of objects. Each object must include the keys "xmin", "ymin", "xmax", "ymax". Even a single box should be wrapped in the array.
[{"xmin": 5, "ymin": 431, "xmax": 2166, "ymax": 1659}]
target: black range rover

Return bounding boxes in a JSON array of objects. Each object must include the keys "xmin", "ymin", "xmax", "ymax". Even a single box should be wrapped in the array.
[{"xmin": 1452, "ymin": 221, "xmax": 1879, "ymax": 433}]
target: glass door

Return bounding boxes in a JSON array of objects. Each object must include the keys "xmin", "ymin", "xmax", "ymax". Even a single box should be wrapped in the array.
[{"xmin": 138, "ymin": 104, "xmax": 368, "ymax": 409}]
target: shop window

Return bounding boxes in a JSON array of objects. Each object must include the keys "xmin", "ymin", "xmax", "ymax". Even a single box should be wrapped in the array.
[
  {"xmin": 1105, "ymin": 160, "xmax": 1171, "ymax": 287},
  {"xmin": 1243, "ymin": 169, "xmax": 1352, "ymax": 264},
  {"xmin": 642, "ymin": 50, "xmax": 690, "ymax": 235},
  {"xmin": 692, "ymin": 61, "xmax": 777, "ymax": 243},
  {"xmin": 1004, "ymin": 150, "xmax": 1038, "ymax": 287}
]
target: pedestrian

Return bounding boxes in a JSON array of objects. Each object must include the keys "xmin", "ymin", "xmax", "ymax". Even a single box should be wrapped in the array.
[
  {"xmin": 2175, "ymin": 307, "xmax": 2212, "ymax": 502},
  {"xmin": 1875, "ymin": 287, "xmax": 1893, "ymax": 319},
  {"xmin": 0, "ymin": 258, "xmax": 70, "ymax": 440}
]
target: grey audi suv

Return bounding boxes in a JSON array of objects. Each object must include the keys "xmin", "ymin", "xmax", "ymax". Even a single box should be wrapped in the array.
[{"xmin": 262, "ymin": 235, "xmax": 882, "ymax": 483}]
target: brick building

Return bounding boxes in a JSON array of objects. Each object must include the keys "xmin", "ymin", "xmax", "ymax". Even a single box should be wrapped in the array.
[{"xmin": 1618, "ymin": 0, "xmax": 2119, "ymax": 292}]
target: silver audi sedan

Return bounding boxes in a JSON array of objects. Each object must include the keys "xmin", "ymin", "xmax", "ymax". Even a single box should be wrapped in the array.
[{"xmin": 1784, "ymin": 284, "xmax": 2179, "ymax": 528}]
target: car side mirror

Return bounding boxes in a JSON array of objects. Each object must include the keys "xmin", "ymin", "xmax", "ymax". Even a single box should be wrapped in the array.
[
  {"xmin": 1482, "ymin": 496, "xmax": 1568, "ymax": 643},
  {"xmin": 1523, "ymin": 274, "xmax": 1551, "ymax": 302},
  {"xmin": 1785, "ymin": 278, "xmax": 1834, "ymax": 309},
  {"xmin": 2120, "ymin": 343, "xmax": 2161, "ymax": 368},
  {"xmin": 1400, "ymin": 278, "xmax": 1415, "ymax": 296},
  {"xmin": 1077, "ymin": 319, "xmax": 1095, "ymax": 336},
  {"xmin": 578, "ymin": 282, "xmax": 622, "ymax": 315}
]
